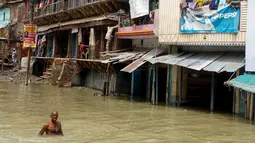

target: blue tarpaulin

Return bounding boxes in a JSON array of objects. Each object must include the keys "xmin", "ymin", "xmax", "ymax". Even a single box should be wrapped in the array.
[{"xmin": 227, "ymin": 74, "xmax": 255, "ymax": 93}]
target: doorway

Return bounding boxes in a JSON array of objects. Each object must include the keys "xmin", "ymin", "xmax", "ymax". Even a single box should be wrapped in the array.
[{"xmin": 185, "ymin": 70, "xmax": 233, "ymax": 113}]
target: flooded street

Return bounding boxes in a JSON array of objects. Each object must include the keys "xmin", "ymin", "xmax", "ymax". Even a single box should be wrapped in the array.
[{"xmin": 0, "ymin": 82, "xmax": 255, "ymax": 143}]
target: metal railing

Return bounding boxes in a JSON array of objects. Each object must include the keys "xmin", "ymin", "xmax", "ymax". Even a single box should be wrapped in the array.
[
  {"xmin": 68, "ymin": 0, "xmax": 98, "ymax": 9},
  {"xmin": 34, "ymin": 0, "xmax": 66, "ymax": 18},
  {"xmin": 33, "ymin": 0, "xmax": 100, "ymax": 18}
]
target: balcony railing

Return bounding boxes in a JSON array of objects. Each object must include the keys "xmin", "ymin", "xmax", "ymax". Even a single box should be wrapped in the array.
[
  {"xmin": 119, "ymin": 10, "xmax": 157, "ymax": 28},
  {"xmin": 34, "ymin": 0, "xmax": 66, "ymax": 18},
  {"xmin": 33, "ymin": 0, "xmax": 99, "ymax": 18},
  {"xmin": 68, "ymin": 0, "xmax": 98, "ymax": 9}
]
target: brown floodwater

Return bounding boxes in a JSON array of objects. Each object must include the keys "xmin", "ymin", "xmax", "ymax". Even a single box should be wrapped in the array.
[{"xmin": 0, "ymin": 82, "xmax": 255, "ymax": 143}]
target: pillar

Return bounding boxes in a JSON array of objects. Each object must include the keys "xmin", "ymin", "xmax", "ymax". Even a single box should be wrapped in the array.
[
  {"xmin": 171, "ymin": 65, "xmax": 179, "ymax": 104},
  {"xmin": 131, "ymin": 71, "xmax": 135, "ymax": 100},
  {"xmin": 67, "ymin": 30, "xmax": 72, "ymax": 58},
  {"xmin": 182, "ymin": 68, "xmax": 188, "ymax": 101},
  {"xmin": 147, "ymin": 64, "xmax": 152, "ymax": 101},
  {"xmin": 166, "ymin": 65, "xmax": 170, "ymax": 105},
  {"xmin": 170, "ymin": 46, "xmax": 180, "ymax": 104},
  {"xmin": 52, "ymin": 34, "xmax": 56, "ymax": 57},
  {"xmin": 234, "ymin": 70, "xmax": 240, "ymax": 113},
  {"xmin": 178, "ymin": 67, "xmax": 183, "ymax": 106},
  {"xmin": 151, "ymin": 65, "xmax": 156, "ymax": 104},
  {"xmin": 155, "ymin": 65, "xmax": 159, "ymax": 105},
  {"xmin": 100, "ymin": 28, "xmax": 105, "ymax": 56},
  {"xmin": 210, "ymin": 72, "xmax": 215, "ymax": 111},
  {"xmin": 250, "ymin": 93, "xmax": 254, "ymax": 120}
]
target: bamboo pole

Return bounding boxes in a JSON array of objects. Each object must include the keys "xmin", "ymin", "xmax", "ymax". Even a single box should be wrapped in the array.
[
  {"xmin": 166, "ymin": 65, "xmax": 170, "ymax": 106},
  {"xmin": 25, "ymin": 0, "xmax": 34, "ymax": 85},
  {"xmin": 247, "ymin": 92, "xmax": 251, "ymax": 119},
  {"xmin": 210, "ymin": 72, "xmax": 215, "ymax": 111},
  {"xmin": 151, "ymin": 65, "xmax": 156, "ymax": 104},
  {"xmin": 250, "ymin": 93, "xmax": 254, "ymax": 120},
  {"xmin": 131, "ymin": 70, "xmax": 135, "ymax": 100},
  {"xmin": 178, "ymin": 67, "xmax": 183, "ymax": 106},
  {"xmin": 155, "ymin": 66, "xmax": 158, "ymax": 105},
  {"xmin": 1, "ymin": 41, "xmax": 6, "ymax": 71},
  {"xmin": 147, "ymin": 64, "xmax": 152, "ymax": 101}
]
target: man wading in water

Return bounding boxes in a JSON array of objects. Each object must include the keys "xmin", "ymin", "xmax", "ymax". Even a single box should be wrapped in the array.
[{"xmin": 38, "ymin": 111, "xmax": 63, "ymax": 136}]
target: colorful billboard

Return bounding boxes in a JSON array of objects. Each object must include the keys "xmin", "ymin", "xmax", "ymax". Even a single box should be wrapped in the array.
[
  {"xmin": 23, "ymin": 24, "xmax": 37, "ymax": 48},
  {"xmin": 180, "ymin": 5, "xmax": 240, "ymax": 34}
]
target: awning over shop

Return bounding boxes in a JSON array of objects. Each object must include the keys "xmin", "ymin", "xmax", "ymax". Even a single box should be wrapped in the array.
[
  {"xmin": 101, "ymin": 51, "xmax": 148, "ymax": 64},
  {"xmin": 37, "ymin": 14, "xmax": 118, "ymax": 33},
  {"xmin": 121, "ymin": 48, "xmax": 166, "ymax": 73},
  {"xmin": 147, "ymin": 52, "xmax": 245, "ymax": 73},
  {"xmin": 227, "ymin": 74, "xmax": 255, "ymax": 93}
]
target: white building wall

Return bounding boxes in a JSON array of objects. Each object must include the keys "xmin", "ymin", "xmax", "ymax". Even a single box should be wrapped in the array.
[
  {"xmin": 245, "ymin": 0, "xmax": 255, "ymax": 72},
  {"xmin": 133, "ymin": 38, "xmax": 158, "ymax": 48}
]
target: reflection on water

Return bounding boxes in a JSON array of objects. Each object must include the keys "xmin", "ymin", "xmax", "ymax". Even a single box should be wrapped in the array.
[{"xmin": 0, "ymin": 82, "xmax": 255, "ymax": 143}]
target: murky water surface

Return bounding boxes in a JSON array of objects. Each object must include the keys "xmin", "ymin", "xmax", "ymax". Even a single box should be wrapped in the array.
[{"xmin": 0, "ymin": 82, "xmax": 255, "ymax": 143}]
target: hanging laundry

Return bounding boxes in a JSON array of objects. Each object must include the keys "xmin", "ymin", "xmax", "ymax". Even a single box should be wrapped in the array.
[
  {"xmin": 188, "ymin": 2, "xmax": 198, "ymax": 9},
  {"xmin": 219, "ymin": 0, "xmax": 226, "ymax": 6},
  {"xmin": 230, "ymin": 0, "xmax": 240, "ymax": 9},
  {"xmin": 197, "ymin": 0, "xmax": 203, "ymax": 8},
  {"xmin": 209, "ymin": 0, "xmax": 219, "ymax": 10},
  {"xmin": 180, "ymin": 2, "xmax": 188, "ymax": 9}
]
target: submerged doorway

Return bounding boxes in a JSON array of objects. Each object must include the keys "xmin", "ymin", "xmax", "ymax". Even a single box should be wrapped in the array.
[{"xmin": 185, "ymin": 70, "xmax": 234, "ymax": 113}]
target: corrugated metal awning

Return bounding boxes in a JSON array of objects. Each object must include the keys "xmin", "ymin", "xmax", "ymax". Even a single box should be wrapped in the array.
[
  {"xmin": 121, "ymin": 48, "xmax": 166, "ymax": 73},
  {"xmin": 148, "ymin": 52, "xmax": 245, "ymax": 73},
  {"xmin": 227, "ymin": 74, "xmax": 255, "ymax": 93}
]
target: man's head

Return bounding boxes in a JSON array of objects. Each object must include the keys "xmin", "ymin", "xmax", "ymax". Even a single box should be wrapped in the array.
[{"xmin": 50, "ymin": 111, "xmax": 59, "ymax": 122}]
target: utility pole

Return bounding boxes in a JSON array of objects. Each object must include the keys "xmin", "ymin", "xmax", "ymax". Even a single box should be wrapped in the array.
[{"xmin": 25, "ymin": 0, "xmax": 34, "ymax": 85}]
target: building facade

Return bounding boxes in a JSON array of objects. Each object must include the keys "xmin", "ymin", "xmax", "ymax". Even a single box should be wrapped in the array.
[{"xmin": 150, "ymin": 0, "xmax": 248, "ymax": 115}]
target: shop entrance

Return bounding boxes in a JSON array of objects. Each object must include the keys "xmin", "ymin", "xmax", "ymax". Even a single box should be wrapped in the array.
[
  {"xmin": 185, "ymin": 69, "xmax": 233, "ymax": 113},
  {"xmin": 55, "ymin": 31, "xmax": 68, "ymax": 58}
]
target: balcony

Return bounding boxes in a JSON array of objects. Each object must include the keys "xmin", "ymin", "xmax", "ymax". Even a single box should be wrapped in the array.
[
  {"xmin": 116, "ymin": 9, "xmax": 159, "ymax": 39},
  {"xmin": 31, "ymin": 0, "xmax": 126, "ymax": 26},
  {"xmin": 34, "ymin": 0, "xmax": 66, "ymax": 18}
]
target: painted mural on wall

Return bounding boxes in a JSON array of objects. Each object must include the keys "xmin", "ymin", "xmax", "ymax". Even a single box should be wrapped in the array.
[{"xmin": 180, "ymin": 4, "xmax": 240, "ymax": 34}]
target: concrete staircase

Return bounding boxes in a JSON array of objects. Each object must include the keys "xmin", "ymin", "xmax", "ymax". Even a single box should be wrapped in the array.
[{"xmin": 40, "ymin": 65, "xmax": 53, "ymax": 79}]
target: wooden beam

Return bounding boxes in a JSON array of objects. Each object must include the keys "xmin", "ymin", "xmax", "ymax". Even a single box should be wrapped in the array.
[
  {"xmin": 82, "ymin": 61, "xmax": 88, "ymax": 69},
  {"xmin": 91, "ymin": 5, "xmax": 100, "ymax": 15},
  {"xmin": 77, "ymin": 8, "xmax": 88, "ymax": 17},
  {"xmin": 81, "ymin": 7, "xmax": 91, "ymax": 16},
  {"xmin": 111, "ymin": 1, "xmax": 118, "ymax": 10},
  {"xmin": 104, "ymin": 2, "xmax": 113, "ymax": 12},
  {"xmin": 94, "ymin": 4, "xmax": 104, "ymax": 14},
  {"xmin": 84, "ymin": 7, "xmax": 93, "ymax": 16},
  {"xmin": 98, "ymin": 3, "xmax": 107, "ymax": 13}
]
